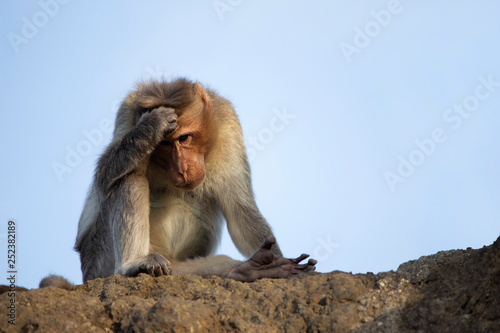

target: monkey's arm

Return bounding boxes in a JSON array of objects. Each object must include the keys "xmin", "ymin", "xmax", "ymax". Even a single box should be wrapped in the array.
[
  {"xmin": 95, "ymin": 107, "xmax": 177, "ymax": 192},
  {"xmin": 217, "ymin": 159, "xmax": 283, "ymax": 258},
  {"xmin": 215, "ymin": 149, "xmax": 317, "ymax": 279}
]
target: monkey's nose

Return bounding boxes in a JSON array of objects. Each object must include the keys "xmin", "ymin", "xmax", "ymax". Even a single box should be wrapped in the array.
[{"xmin": 177, "ymin": 168, "xmax": 189, "ymax": 182}]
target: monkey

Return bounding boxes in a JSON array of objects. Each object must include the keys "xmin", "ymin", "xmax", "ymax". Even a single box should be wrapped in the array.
[{"xmin": 74, "ymin": 78, "xmax": 316, "ymax": 283}]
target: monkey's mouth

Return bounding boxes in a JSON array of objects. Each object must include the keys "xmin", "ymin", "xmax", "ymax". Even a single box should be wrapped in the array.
[{"xmin": 175, "ymin": 174, "xmax": 205, "ymax": 190}]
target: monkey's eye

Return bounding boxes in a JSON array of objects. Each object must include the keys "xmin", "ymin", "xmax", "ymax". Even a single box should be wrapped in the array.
[
  {"xmin": 178, "ymin": 134, "xmax": 190, "ymax": 143},
  {"xmin": 160, "ymin": 140, "xmax": 173, "ymax": 146}
]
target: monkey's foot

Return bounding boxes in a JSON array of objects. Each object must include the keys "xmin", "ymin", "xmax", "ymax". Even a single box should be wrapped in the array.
[
  {"xmin": 119, "ymin": 253, "xmax": 172, "ymax": 277},
  {"xmin": 225, "ymin": 238, "xmax": 317, "ymax": 282}
]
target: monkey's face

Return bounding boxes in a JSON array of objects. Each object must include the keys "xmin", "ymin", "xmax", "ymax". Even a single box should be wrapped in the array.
[{"xmin": 151, "ymin": 119, "xmax": 208, "ymax": 191}]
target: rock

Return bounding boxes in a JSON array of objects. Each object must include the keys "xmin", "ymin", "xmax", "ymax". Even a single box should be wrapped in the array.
[{"xmin": 1, "ymin": 236, "xmax": 499, "ymax": 332}]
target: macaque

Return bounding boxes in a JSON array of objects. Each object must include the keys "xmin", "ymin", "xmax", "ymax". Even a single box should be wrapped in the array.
[{"xmin": 74, "ymin": 78, "xmax": 316, "ymax": 283}]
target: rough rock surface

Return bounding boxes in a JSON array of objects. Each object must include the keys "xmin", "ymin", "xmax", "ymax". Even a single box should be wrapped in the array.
[{"xmin": 1, "ymin": 236, "xmax": 499, "ymax": 332}]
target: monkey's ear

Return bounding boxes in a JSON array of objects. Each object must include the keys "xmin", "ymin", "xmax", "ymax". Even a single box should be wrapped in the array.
[{"xmin": 195, "ymin": 82, "xmax": 212, "ymax": 109}]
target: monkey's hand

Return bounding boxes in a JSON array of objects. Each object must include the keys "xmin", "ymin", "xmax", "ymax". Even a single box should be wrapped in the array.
[
  {"xmin": 95, "ymin": 107, "xmax": 178, "ymax": 191},
  {"xmin": 225, "ymin": 237, "xmax": 317, "ymax": 282},
  {"xmin": 139, "ymin": 106, "xmax": 178, "ymax": 143},
  {"xmin": 118, "ymin": 253, "xmax": 172, "ymax": 278}
]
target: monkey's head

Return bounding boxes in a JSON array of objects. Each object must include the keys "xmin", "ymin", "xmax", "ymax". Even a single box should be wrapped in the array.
[
  {"xmin": 131, "ymin": 79, "xmax": 216, "ymax": 191},
  {"xmin": 152, "ymin": 110, "xmax": 212, "ymax": 190}
]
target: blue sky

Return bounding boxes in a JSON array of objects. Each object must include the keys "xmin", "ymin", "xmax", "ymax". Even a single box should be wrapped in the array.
[{"xmin": 1, "ymin": 1, "xmax": 499, "ymax": 288}]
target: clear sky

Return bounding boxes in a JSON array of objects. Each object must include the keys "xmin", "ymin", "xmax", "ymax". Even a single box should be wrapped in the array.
[{"xmin": 1, "ymin": 1, "xmax": 499, "ymax": 289}]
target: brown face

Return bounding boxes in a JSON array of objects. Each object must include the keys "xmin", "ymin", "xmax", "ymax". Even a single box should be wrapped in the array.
[{"xmin": 151, "ymin": 117, "xmax": 208, "ymax": 190}]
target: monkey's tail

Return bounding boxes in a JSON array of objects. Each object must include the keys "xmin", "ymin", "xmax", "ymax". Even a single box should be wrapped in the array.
[{"xmin": 39, "ymin": 274, "xmax": 74, "ymax": 290}]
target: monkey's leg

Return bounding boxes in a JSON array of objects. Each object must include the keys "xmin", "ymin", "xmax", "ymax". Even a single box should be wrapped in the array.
[
  {"xmin": 110, "ymin": 172, "xmax": 172, "ymax": 278},
  {"xmin": 170, "ymin": 238, "xmax": 316, "ymax": 282},
  {"xmin": 170, "ymin": 255, "xmax": 241, "ymax": 277}
]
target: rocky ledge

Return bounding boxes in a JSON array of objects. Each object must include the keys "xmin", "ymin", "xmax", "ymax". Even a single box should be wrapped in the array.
[{"xmin": 1, "ymin": 236, "xmax": 499, "ymax": 332}]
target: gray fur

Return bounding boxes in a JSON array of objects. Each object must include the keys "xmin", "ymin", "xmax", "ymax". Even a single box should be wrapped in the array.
[{"xmin": 39, "ymin": 274, "xmax": 73, "ymax": 290}]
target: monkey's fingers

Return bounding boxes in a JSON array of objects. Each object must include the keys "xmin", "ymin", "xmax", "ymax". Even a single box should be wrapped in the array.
[
  {"xmin": 135, "ymin": 253, "xmax": 172, "ymax": 277},
  {"xmin": 152, "ymin": 106, "xmax": 178, "ymax": 134},
  {"xmin": 303, "ymin": 260, "xmax": 317, "ymax": 272},
  {"xmin": 147, "ymin": 263, "xmax": 171, "ymax": 277},
  {"xmin": 162, "ymin": 108, "xmax": 177, "ymax": 124},
  {"xmin": 308, "ymin": 259, "xmax": 318, "ymax": 266},
  {"xmin": 291, "ymin": 253, "xmax": 310, "ymax": 264},
  {"xmin": 260, "ymin": 237, "xmax": 277, "ymax": 250},
  {"xmin": 291, "ymin": 266, "xmax": 316, "ymax": 274},
  {"xmin": 290, "ymin": 260, "xmax": 317, "ymax": 274},
  {"xmin": 153, "ymin": 106, "xmax": 177, "ymax": 117}
]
